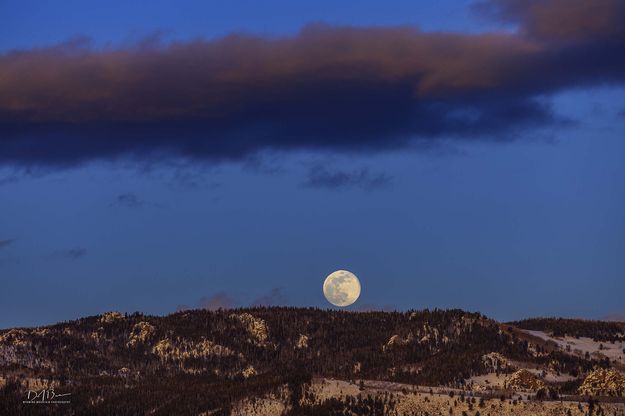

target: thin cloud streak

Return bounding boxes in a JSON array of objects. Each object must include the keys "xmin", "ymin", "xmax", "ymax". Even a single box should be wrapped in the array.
[
  {"xmin": 113, "ymin": 193, "xmax": 144, "ymax": 208},
  {"xmin": 55, "ymin": 248, "xmax": 87, "ymax": 260},
  {"xmin": 302, "ymin": 164, "xmax": 392, "ymax": 191},
  {"xmin": 251, "ymin": 288, "xmax": 288, "ymax": 307},
  {"xmin": 177, "ymin": 288, "xmax": 289, "ymax": 312},
  {"xmin": 0, "ymin": 239, "xmax": 16, "ymax": 249}
]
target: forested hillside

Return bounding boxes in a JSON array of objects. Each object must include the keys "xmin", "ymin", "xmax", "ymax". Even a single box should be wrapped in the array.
[
  {"xmin": 0, "ymin": 308, "xmax": 621, "ymax": 415},
  {"xmin": 510, "ymin": 318, "xmax": 625, "ymax": 342}
]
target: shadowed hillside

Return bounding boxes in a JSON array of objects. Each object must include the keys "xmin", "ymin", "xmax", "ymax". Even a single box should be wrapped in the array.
[{"xmin": 1, "ymin": 308, "xmax": 624, "ymax": 415}]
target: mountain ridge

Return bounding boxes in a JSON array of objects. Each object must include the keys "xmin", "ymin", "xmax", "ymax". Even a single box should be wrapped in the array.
[{"xmin": 1, "ymin": 307, "xmax": 624, "ymax": 415}]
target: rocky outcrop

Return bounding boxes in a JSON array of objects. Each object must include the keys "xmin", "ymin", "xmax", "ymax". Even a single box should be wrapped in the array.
[
  {"xmin": 31, "ymin": 328, "xmax": 50, "ymax": 337},
  {"xmin": 384, "ymin": 316, "xmax": 485, "ymax": 353},
  {"xmin": 383, "ymin": 333, "xmax": 417, "ymax": 352},
  {"xmin": 232, "ymin": 386, "xmax": 290, "ymax": 416},
  {"xmin": 0, "ymin": 329, "xmax": 54, "ymax": 370},
  {"xmin": 99, "ymin": 311, "xmax": 125, "ymax": 324},
  {"xmin": 0, "ymin": 329, "xmax": 29, "ymax": 347},
  {"xmin": 578, "ymin": 369, "xmax": 625, "ymax": 397},
  {"xmin": 230, "ymin": 313, "xmax": 269, "ymax": 346},
  {"xmin": 504, "ymin": 369, "xmax": 545, "ymax": 391},
  {"xmin": 242, "ymin": 365, "xmax": 257, "ymax": 378},
  {"xmin": 296, "ymin": 334, "xmax": 309, "ymax": 349},
  {"xmin": 482, "ymin": 352, "xmax": 513, "ymax": 372},
  {"xmin": 152, "ymin": 337, "xmax": 235, "ymax": 362},
  {"xmin": 126, "ymin": 321, "xmax": 156, "ymax": 348}
]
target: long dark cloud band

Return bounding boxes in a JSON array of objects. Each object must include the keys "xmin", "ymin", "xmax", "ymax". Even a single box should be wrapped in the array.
[{"xmin": 1, "ymin": 0, "xmax": 624, "ymax": 167}]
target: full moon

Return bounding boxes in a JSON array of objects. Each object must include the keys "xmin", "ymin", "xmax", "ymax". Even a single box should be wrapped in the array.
[{"xmin": 323, "ymin": 270, "xmax": 361, "ymax": 307}]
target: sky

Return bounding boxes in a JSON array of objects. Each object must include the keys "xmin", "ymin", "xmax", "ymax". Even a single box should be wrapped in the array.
[{"xmin": 1, "ymin": 0, "xmax": 624, "ymax": 328}]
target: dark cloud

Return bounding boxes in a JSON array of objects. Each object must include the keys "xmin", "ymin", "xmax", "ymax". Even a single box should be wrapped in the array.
[
  {"xmin": 302, "ymin": 164, "xmax": 392, "ymax": 191},
  {"xmin": 113, "ymin": 193, "xmax": 144, "ymax": 208},
  {"xmin": 475, "ymin": 0, "xmax": 625, "ymax": 42},
  {"xmin": 251, "ymin": 288, "xmax": 288, "ymax": 307},
  {"xmin": 2, "ymin": 0, "xmax": 624, "ymax": 168},
  {"xmin": 56, "ymin": 248, "xmax": 87, "ymax": 260},
  {"xmin": 0, "ymin": 239, "xmax": 16, "ymax": 249}
]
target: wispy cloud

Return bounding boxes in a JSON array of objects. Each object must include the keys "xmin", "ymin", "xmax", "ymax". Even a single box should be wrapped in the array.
[
  {"xmin": 242, "ymin": 155, "xmax": 284, "ymax": 175},
  {"xmin": 302, "ymin": 164, "xmax": 392, "ymax": 191},
  {"xmin": 198, "ymin": 292, "xmax": 237, "ymax": 310},
  {"xmin": 55, "ymin": 248, "xmax": 87, "ymax": 260},
  {"xmin": 251, "ymin": 288, "xmax": 288, "ymax": 306},
  {"xmin": 113, "ymin": 193, "xmax": 144, "ymax": 208},
  {"xmin": 602, "ymin": 313, "xmax": 625, "ymax": 322},
  {"xmin": 0, "ymin": 174, "xmax": 20, "ymax": 186},
  {"xmin": 157, "ymin": 164, "xmax": 222, "ymax": 191},
  {"xmin": 177, "ymin": 292, "xmax": 238, "ymax": 312},
  {"xmin": 351, "ymin": 303, "xmax": 397, "ymax": 312},
  {"xmin": 0, "ymin": 239, "xmax": 16, "ymax": 249},
  {"xmin": 177, "ymin": 287, "xmax": 289, "ymax": 312}
]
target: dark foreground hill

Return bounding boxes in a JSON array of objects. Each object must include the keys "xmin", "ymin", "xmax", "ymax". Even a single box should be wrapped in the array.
[{"xmin": 1, "ymin": 308, "xmax": 624, "ymax": 415}]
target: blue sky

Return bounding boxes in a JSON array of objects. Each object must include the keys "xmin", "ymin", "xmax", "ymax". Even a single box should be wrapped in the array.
[
  {"xmin": 1, "ymin": 0, "xmax": 624, "ymax": 328},
  {"xmin": 0, "ymin": 0, "xmax": 487, "ymax": 51}
]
